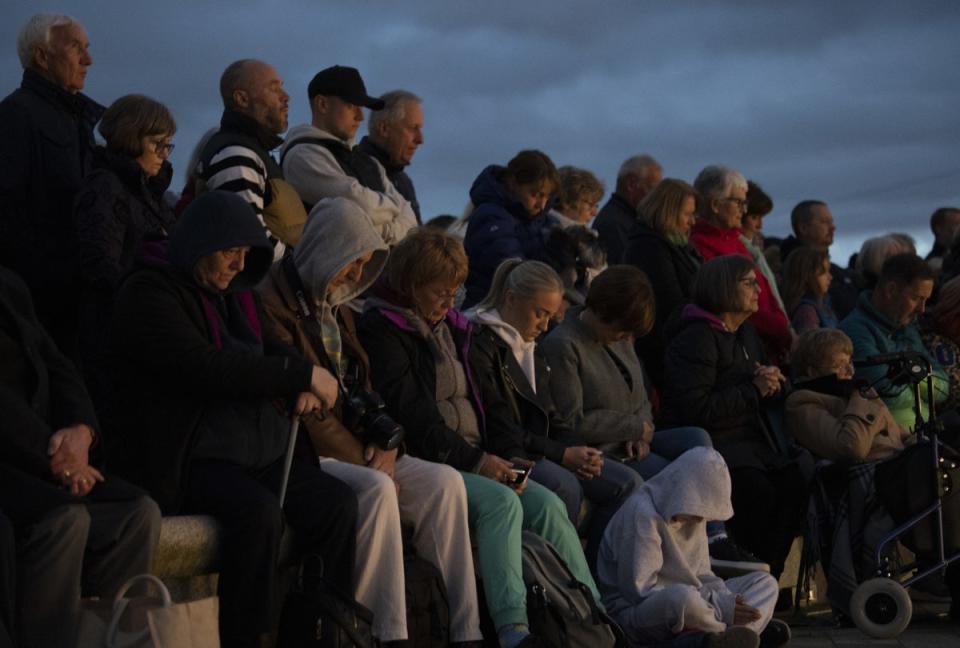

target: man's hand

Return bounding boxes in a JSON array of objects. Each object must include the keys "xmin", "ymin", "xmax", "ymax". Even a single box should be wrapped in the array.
[
  {"xmin": 364, "ymin": 445, "xmax": 398, "ymax": 479},
  {"xmin": 561, "ymin": 446, "xmax": 603, "ymax": 480},
  {"xmin": 733, "ymin": 596, "xmax": 762, "ymax": 625},
  {"xmin": 624, "ymin": 439, "xmax": 651, "ymax": 461},
  {"xmin": 310, "ymin": 366, "xmax": 339, "ymax": 410},
  {"xmin": 48, "ymin": 424, "xmax": 102, "ymax": 495}
]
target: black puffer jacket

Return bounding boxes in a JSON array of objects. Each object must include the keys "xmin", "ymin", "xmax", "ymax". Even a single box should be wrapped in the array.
[
  {"xmin": 659, "ymin": 306, "xmax": 781, "ymax": 470},
  {"xmin": 75, "ymin": 147, "xmax": 175, "ymax": 298},
  {"xmin": 623, "ymin": 221, "xmax": 702, "ymax": 390},
  {"xmin": 469, "ymin": 324, "xmax": 582, "ymax": 463},
  {"xmin": 74, "ymin": 148, "xmax": 176, "ymax": 396}
]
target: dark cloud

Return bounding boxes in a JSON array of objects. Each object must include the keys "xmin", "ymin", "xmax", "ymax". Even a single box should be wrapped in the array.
[{"xmin": 3, "ymin": 1, "xmax": 958, "ymax": 262}]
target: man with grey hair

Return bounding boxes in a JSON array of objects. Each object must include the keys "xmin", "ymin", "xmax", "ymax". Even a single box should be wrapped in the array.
[
  {"xmin": 358, "ymin": 89, "xmax": 425, "ymax": 224},
  {"xmin": 593, "ymin": 154, "xmax": 662, "ymax": 263},
  {"xmin": 282, "ymin": 66, "xmax": 417, "ymax": 245},
  {"xmin": 0, "ymin": 13, "xmax": 102, "ymax": 359}
]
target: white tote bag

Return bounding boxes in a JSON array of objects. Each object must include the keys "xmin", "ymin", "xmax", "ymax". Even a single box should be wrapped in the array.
[{"xmin": 78, "ymin": 573, "xmax": 219, "ymax": 648}]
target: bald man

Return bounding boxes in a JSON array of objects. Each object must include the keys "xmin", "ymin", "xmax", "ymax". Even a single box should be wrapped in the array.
[{"xmin": 196, "ymin": 59, "xmax": 307, "ymax": 257}]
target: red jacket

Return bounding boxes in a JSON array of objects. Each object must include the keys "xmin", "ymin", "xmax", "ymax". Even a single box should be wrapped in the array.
[{"xmin": 690, "ymin": 218, "xmax": 792, "ymax": 362}]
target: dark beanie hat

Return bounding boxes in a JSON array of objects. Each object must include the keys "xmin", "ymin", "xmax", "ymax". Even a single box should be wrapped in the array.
[{"xmin": 169, "ymin": 191, "xmax": 274, "ymax": 290}]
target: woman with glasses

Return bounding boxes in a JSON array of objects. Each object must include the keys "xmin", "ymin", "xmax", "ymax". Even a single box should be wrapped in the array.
[
  {"xmin": 359, "ymin": 228, "xmax": 601, "ymax": 648},
  {"xmin": 73, "ymin": 94, "xmax": 177, "ymax": 412},
  {"xmin": 690, "ymin": 165, "xmax": 792, "ymax": 364},
  {"xmin": 660, "ymin": 255, "xmax": 810, "ymax": 579}
]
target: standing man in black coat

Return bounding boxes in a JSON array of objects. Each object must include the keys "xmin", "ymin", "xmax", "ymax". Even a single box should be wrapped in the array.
[
  {"xmin": 357, "ymin": 89, "xmax": 425, "ymax": 224},
  {"xmin": 0, "ymin": 265, "xmax": 160, "ymax": 648},
  {"xmin": 592, "ymin": 153, "xmax": 661, "ymax": 263},
  {"xmin": 0, "ymin": 13, "xmax": 103, "ymax": 360}
]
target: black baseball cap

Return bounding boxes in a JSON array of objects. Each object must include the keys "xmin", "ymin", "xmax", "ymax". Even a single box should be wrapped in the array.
[{"xmin": 307, "ymin": 65, "xmax": 385, "ymax": 109}]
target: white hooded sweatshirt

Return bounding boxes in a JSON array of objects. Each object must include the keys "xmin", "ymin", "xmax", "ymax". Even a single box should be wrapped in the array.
[{"xmin": 596, "ymin": 447, "xmax": 739, "ymax": 634}]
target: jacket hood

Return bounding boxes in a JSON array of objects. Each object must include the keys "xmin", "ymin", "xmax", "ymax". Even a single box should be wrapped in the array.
[
  {"xmin": 643, "ymin": 447, "xmax": 734, "ymax": 522},
  {"xmin": 680, "ymin": 303, "xmax": 731, "ymax": 333},
  {"xmin": 293, "ymin": 197, "xmax": 388, "ymax": 306},
  {"xmin": 168, "ymin": 190, "xmax": 274, "ymax": 291},
  {"xmin": 469, "ymin": 164, "xmax": 540, "ymax": 219},
  {"xmin": 281, "ymin": 123, "xmax": 350, "ymax": 158},
  {"xmin": 465, "ymin": 306, "xmax": 537, "ymax": 389}
]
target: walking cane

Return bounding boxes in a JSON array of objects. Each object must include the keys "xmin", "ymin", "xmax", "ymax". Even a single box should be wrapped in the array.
[{"xmin": 278, "ymin": 415, "xmax": 300, "ymax": 508}]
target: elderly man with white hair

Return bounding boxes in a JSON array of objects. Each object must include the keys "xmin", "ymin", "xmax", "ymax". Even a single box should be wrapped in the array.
[
  {"xmin": 358, "ymin": 89, "xmax": 425, "ymax": 224},
  {"xmin": 593, "ymin": 153, "xmax": 662, "ymax": 263},
  {"xmin": 0, "ymin": 13, "xmax": 102, "ymax": 359}
]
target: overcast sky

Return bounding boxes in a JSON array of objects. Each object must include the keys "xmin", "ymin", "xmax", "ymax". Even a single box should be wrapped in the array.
[{"xmin": 4, "ymin": 1, "xmax": 959, "ymax": 261}]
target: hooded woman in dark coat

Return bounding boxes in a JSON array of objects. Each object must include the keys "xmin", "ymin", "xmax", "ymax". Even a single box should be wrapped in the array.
[{"xmin": 107, "ymin": 191, "xmax": 357, "ymax": 648}]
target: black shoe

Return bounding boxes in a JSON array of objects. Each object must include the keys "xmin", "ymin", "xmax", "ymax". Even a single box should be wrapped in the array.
[
  {"xmin": 759, "ymin": 619, "xmax": 791, "ymax": 648},
  {"xmin": 703, "ymin": 627, "xmax": 760, "ymax": 648},
  {"xmin": 709, "ymin": 537, "xmax": 770, "ymax": 573},
  {"xmin": 515, "ymin": 635, "xmax": 547, "ymax": 648}
]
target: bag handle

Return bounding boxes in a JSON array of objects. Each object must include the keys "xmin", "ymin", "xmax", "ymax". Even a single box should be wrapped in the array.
[{"xmin": 105, "ymin": 574, "xmax": 173, "ymax": 648}]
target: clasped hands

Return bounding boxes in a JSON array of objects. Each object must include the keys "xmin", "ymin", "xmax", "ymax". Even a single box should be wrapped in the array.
[
  {"xmin": 48, "ymin": 424, "xmax": 102, "ymax": 496},
  {"xmin": 752, "ymin": 362, "xmax": 786, "ymax": 397}
]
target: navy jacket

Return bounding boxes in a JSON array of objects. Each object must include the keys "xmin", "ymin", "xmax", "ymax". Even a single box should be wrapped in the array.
[{"xmin": 463, "ymin": 165, "xmax": 558, "ymax": 307}]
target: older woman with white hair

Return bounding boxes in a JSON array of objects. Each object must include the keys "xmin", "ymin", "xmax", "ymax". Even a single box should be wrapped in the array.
[{"xmin": 690, "ymin": 165, "xmax": 792, "ymax": 364}]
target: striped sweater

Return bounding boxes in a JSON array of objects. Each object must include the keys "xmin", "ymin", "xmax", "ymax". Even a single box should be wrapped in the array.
[{"xmin": 197, "ymin": 110, "xmax": 285, "ymax": 258}]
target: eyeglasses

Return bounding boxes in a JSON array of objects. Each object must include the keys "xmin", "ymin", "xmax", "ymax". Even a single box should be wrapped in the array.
[
  {"xmin": 723, "ymin": 197, "xmax": 749, "ymax": 211},
  {"xmin": 150, "ymin": 139, "xmax": 175, "ymax": 155},
  {"xmin": 739, "ymin": 277, "xmax": 761, "ymax": 290}
]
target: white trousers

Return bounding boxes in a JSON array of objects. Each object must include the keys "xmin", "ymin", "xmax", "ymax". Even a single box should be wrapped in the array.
[
  {"xmin": 319, "ymin": 455, "xmax": 482, "ymax": 642},
  {"xmin": 615, "ymin": 571, "xmax": 778, "ymax": 645}
]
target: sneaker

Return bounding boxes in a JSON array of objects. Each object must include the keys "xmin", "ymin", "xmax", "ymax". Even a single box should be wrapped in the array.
[
  {"xmin": 704, "ymin": 627, "xmax": 760, "ymax": 648},
  {"xmin": 759, "ymin": 619, "xmax": 791, "ymax": 647},
  {"xmin": 709, "ymin": 537, "xmax": 770, "ymax": 574}
]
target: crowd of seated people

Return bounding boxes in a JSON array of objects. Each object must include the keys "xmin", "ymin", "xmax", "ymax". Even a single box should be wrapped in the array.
[{"xmin": 5, "ymin": 10, "xmax": 960, "ymax": 648}]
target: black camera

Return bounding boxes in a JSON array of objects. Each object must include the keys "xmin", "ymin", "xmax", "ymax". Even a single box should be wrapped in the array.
[{"xmin": 343, "ymin": 389, "xmax": 405, "ymax": 450}]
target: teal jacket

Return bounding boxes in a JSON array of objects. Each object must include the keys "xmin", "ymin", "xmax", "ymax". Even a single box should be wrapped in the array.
[{"xmin": 839, "ymin": 291, "xmax": 949, "ymax": 430}]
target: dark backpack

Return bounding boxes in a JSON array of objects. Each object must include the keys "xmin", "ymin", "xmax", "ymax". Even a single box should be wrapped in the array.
[
  {"xmin": 403, "ymin": 550, "xmax": 451, "ymax": 647},
  {"xmin": 520, "ymin": 531, "xmax": 624, "ymax": 648},
  {"xmin": 276, "ymin": 554, "xmax": 374, "ymax": 647}
]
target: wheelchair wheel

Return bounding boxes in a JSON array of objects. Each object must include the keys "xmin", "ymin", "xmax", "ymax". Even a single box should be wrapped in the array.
[{"xmin": 849, "ymin": 578, "xmax": 912, "ymax": 639}]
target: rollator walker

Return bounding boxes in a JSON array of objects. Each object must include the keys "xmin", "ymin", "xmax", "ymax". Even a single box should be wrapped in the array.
[{"xmin": 849, "ymin": 351, "xmax": 960, "ymax": 638}]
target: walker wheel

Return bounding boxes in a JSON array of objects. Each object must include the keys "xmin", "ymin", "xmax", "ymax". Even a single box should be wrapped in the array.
[{"xmin": 849, "ymin": 578, "xmax": 912, "ymax": 639}]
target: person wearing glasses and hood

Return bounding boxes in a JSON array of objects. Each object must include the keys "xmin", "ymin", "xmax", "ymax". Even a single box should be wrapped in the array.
[
  {"xmin": 690, "ymin": 166, "xmax": 792, "ymax": 365},
  {"xmin": 107, "ymin": 191, "xmax": 357, "ymax": 648},
  {"xmin": 257, "ymin": 197, "xmax": 482, "ymax": 645},
  {"xmin": 597, "ymin": 447, "xmax": 788, "ymax": 648}
]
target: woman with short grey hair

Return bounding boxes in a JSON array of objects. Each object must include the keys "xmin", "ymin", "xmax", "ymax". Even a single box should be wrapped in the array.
[{"xmin": 690, "ymin": 165, "xmax": 793, "ymax": 364}]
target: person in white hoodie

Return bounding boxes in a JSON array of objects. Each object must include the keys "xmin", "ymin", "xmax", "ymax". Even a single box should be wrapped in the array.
[
  {"xmin": 280, "ymin": 65, "xmax": 416, "ymax": 246},
  {"xmin": 597, "ymin": 447, "xmax": 789, "ymax": 648},
  {"xmin": 257, "ymin": 197, "xmax": 482, "ymax": 645}
]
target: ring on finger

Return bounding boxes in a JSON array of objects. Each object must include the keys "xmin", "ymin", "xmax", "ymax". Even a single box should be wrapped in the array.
[{"xmin": 64, "ymin": 470, "xmax": 71, "ymax": 478}]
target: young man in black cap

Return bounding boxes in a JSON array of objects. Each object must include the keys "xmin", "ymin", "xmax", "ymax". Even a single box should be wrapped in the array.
[{"xmin": 281, "ymin": 65, "xmax": 417, "ymax": 246}]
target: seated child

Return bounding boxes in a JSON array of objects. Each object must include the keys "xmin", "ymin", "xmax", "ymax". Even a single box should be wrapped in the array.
[{"xmin": 596, "ymin": 447, "xmax": 789, "ymax": 648}]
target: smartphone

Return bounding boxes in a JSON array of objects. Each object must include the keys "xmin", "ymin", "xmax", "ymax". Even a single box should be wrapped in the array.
[{"xmin": 510, "ymin": 464, "xmax": 530, "ymax": 485}]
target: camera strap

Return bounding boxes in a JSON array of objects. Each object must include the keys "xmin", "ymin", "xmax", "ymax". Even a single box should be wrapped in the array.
[{"xmin": 281, "ymin": 253, "xmax": 351, "ymax": 398}]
